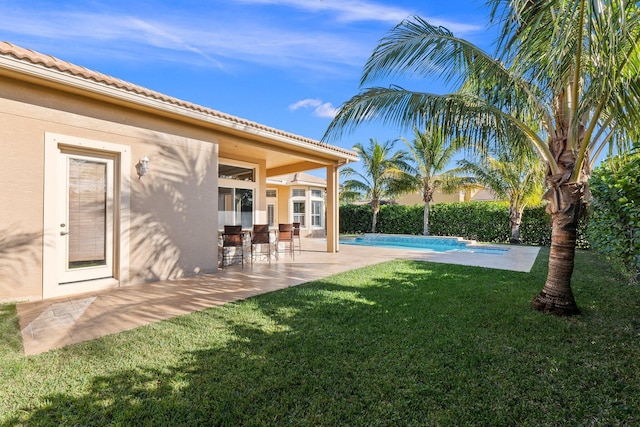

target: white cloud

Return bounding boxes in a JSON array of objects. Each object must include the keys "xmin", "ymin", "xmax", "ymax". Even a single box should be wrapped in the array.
[
  {"xmin": 290, "ymin": 98, "xmax": 338, "ymax": 118},
  {"xmin": 0, "ymin": 7, "xmax": 369, "ymax": 74},
  {"xmin": 314, "ymin": 102, "xmax": 339, "ymax": 118},
  {"xmin": 0, "ymin": 1, "xmax": 483, "ymax": 78},
  {"xmin": 233, "ymin": 0, "xmax": 412, "ymax": 24},
  {"xmin": 231, "ymin": 0, "xmax": 483, "ymax": 32}
]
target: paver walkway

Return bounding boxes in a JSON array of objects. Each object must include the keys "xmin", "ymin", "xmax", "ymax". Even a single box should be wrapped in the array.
[{"xmin": 17, "ymin": 238, "xmax": 540, "ymax": 355}]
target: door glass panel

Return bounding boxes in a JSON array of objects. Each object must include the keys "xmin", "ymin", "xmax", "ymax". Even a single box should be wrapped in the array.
[
  {"xmin": 236, "ymin": 188, "xmax": 253, "ymax": 229},
  {"xmin": 267, "ymin": 204, "xmax": 275, "ymax": 227},
  {"xmin": 68, "ymin": 158, "xmax": 107, "ymax": 269},
  {"xmin": 219, "ymin": 187, "xmax": 253, "ymax": 229},
  {"xmin": 218, "ymin": 187, "xmax": 234, "ymax": 227}
]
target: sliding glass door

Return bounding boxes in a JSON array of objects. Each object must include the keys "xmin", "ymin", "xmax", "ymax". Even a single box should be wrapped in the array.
[{"xmin": 218, "ymin": 187, "xmax": 253, "ymax": 229}]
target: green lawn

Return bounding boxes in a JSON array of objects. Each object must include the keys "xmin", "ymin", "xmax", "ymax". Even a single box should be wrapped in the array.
[{"xmin": 1, "ymin": 248, "xmax": 639, "ymax": 426}]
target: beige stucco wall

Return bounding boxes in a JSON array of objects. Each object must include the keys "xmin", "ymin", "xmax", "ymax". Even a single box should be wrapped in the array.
[
  {"xmin": 0, "ymin": 75, "xmax": 227, "ymax": 302},
  {"xmin": 266, "ymin": 183, "xmax": 327, "ymax": 237},
  {"xmin": 272, "ymin": 184, "xmax": 291, "ymax": 225},
  {"xmin": 395, "ymin": 189, "xmax": 464, "ymax": 206}
]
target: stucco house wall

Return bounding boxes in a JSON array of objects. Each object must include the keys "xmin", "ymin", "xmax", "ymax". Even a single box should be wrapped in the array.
[
  {"xmin": 267, "ymin": 172, "xmax": 327, "ymax": 237},
  {"xmin": 0, "ymin": 42, "xmax": 358, "ymax": 302},
  {"xmin": 395, "ymin": 187, "xmax": 500, "ymax": 206},
  {"xmin": 395, "ymin": 189, "xmax": 463, "ymax": 206},
  {"xmin": 0, "ymin": 73, "xmax": 221, "ymax": 301}
]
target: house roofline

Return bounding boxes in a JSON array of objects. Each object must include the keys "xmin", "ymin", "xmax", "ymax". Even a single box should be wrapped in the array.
[{"xmin": 0, "ymin": 41, "xmax": 359, "ymax": 163}]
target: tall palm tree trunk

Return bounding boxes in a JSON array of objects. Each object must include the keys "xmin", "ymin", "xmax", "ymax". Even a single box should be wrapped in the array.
[
  {"xmin": 532, "ymin": 181, "xmax": 583, "ymax": 315},
  {"xmin": 423, "ymin": 202, "xmax": 430, "ymax": 236},
  {"xmin": 509, "ymin": 205, "xmax": 523, "ymax": 244},
  {"xmin": 371, "ymin": 199, "xmax": 380, "ymax": 233}
]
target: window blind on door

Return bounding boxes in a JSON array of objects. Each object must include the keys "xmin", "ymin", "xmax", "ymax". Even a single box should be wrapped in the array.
[{"xmin": 68, "ymin": 158, "xmax": 107, "ymax": 268}]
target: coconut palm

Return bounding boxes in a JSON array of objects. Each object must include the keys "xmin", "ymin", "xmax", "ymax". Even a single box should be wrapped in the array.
[
  {"xmin": 341, "ymin": 138, "xmax": 412, "ymax": 233},
  {"xmin": 324, "ymin": 2, "xmax": 640, "ymax": 315},
  {"xmin": 400, "ymin": 126, "xmax": 467, "ymax": 236},
  {"xmin": 456, "ymin": 145, "xmax": 545, "ymax": 244}
]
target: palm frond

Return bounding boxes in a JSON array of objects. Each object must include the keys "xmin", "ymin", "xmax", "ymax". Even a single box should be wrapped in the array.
[{"xmin": 324, "ymin": 86, "xmax": 552, "ymax": 167}]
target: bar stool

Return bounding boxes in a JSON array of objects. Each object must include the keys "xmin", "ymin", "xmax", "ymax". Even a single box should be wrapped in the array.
[
  {"xmin": 251, "ymin": 224, "xmax": 272, "ymax": 264},
  {"xmin": 221, "ymin": 225, "xmax": 244, "ymax": 268},
  {"xmin": 277, "ymin": 223, "xmax": 295, "ymax": 260},
  {"xmin": 292, "ymin": 222, "xmax": 302, "ymax": 254}
]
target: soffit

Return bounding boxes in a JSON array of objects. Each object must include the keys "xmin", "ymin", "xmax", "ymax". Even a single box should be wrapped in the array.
[{"xmin": 0, "ymin": 41, "xmax": 358, "ymax": 172}]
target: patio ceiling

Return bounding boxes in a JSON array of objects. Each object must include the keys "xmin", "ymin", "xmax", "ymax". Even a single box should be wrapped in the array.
[{"xmin": 216, "ymin": 130, "xmax": 355, "ymax": 177}]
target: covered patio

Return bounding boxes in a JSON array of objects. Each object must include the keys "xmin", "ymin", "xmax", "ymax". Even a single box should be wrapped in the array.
[
  {"xmin": 17, "ymin": 238, "xmax": 540, "ymax": 355},
  {"xmin": 0, "ymin": 41, "xmax": 358, "ymax": 303}
]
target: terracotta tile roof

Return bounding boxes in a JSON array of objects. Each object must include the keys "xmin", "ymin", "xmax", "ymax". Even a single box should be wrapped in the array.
[{"xmin": 0, "ymin": 41, "xmax": 357, "ymax": 159}]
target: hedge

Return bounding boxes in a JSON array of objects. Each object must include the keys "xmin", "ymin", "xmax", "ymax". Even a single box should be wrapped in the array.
[
  {"xmin": 340, "ymin": 201, "xmax": 589, "ymax": 248},
  {"xmin": 588, "ymin": 145, "xmax": 640, "ymax": 281}
]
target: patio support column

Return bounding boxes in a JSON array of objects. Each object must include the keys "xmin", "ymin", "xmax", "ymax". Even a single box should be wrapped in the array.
[{"xmin": 326, "ymin": 163, "xmax": 339, "ymax": 253}]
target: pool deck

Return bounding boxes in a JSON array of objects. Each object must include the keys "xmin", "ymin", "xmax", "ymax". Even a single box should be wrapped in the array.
[{"xmin": 16, "ymin": 238, "xmax": 540, "ymax": 355}]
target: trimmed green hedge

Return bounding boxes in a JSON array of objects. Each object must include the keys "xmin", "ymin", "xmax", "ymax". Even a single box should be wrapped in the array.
[
  {"xmin": 340, "ymin": 202, "xmax": 590, "ymax": 247},
  {"xmin": 588, "ymin": 145, "xmax": 640, "ymax": 281}
]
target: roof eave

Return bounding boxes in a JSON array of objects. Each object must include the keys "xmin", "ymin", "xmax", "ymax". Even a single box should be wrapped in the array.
[{"xmin": 0, "ymin": 52, "xmax": 359, "ymax": 164}]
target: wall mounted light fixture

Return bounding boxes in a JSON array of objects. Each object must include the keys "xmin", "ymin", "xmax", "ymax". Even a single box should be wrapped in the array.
[{"xmin": 136, "ymin": 156, "xmax": 150, "ymax": 178}]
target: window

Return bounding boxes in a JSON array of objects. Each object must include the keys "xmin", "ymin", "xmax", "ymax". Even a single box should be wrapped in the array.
[
  {"xmin": 218, "ymin": 160, "xmax": 258, "ymax": 230},
  {"xmin": 267, "ymin": 204, "xmax": 275, "ymax": 227},
  {"xmin": 218, "ymin": 187, "xmax": 253, "ymax": 229},
  {"xmin": 292, "ymin": 189, "xmax": 305, "ymax": 197},
  {"xmin": 311, "ymin": 200, "xmax": 322, "ymax": 227},
  {"xmin": 219, "ymin": 164, "xmax": 254, "ymax": 181},
  {"xmin": 309, "ymin": 187, "xmax": 324, "ymax": 229},
  {"xmin": 266, "ymin": 189, "xmax": 277, "ymax": 198},
  {"xmin": 293, "ymin": 201, "xmax": 305, "ymax": 227}
]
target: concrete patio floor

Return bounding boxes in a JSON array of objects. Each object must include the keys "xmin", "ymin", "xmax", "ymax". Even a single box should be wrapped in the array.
[{"xmin": 17, "ymin": 238, "xmax": 540, "ymax": 355}]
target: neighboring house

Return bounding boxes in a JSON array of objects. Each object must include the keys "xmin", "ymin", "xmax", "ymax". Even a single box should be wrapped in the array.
[
  {"xmin": 266, "ymin": 172, "xmax": 327, "ymax": 237},
  {"xmin": 0, "ymin": 42, "xmax": 358, "ymax": 302},
  {"xmin": 395, "ymin": 187, "xmax": 500, "ymax": 205}
]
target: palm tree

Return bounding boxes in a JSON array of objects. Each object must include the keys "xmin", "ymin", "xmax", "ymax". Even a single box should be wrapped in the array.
[
  {"xmin": 324, "ymin": 2, "xmax": 640, "ymax": 315},
  {"xmin": 341, "ymin": 138, "xmax": 412, "ymax": 233},
  {"xmin": 400, "ymin": 126, "xmax": 466, "ymax": 236},
  {"xmin": 456, "ymin": 145, "xmax": 545, "ymax": 244}
]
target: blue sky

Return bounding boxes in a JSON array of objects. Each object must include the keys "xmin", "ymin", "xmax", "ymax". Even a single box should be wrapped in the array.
[{"xmin": 2, "ymin": 0, "xmax": 496, "ymax": 172}]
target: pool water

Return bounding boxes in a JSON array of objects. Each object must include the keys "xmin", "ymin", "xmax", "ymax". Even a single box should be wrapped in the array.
[{"xmin": 339, "ymin": 234, "xmax": 508, "ymax": 255}]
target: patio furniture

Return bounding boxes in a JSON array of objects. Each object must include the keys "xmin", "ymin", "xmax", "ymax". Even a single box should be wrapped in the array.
[
  {"xmin": 221, "ymin": 225, "xmax": 244, "ymax": 269},
  {"xmin": 278, "ymin": 223, "xmax": 295, "ymax": 260},
  {"xmin": 292, "ymin": 222, "xmax": 302, "ymax": 254},
  {"xmin": 251, "ymin": 224, "xmax": 272, "ymax": 264}
]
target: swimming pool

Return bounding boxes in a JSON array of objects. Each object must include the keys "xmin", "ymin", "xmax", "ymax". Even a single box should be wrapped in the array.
[{"xmin": 339, "ymin": 234, "xmax": 508, "ymax": 255}]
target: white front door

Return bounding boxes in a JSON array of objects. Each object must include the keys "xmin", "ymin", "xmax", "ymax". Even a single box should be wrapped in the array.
[{"xmin": 57, "ymin": 150, "xmax": 115, "ymax": 284}]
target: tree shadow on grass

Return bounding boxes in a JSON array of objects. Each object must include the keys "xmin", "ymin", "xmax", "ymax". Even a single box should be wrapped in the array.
[
  {"xmin": 2, "ymin": 262, "xmax": 504, "ymax": 426},
  {"xmin": 0, "ymin": 304, "xmax": 22, "ymax": 356},
  {"xmin": 5, "ymin": 259, "xmax": 635, "ymax": 426}
]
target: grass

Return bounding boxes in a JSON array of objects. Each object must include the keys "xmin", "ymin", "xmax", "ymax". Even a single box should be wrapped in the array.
[{"xmin": 1, "ymin": 248, "xmax": 639, "ymax": 426}]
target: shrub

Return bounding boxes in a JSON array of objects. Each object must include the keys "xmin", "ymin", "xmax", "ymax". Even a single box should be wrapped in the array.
[
  {"xmin": 339, "ymin": 204, "xmax": 373, "ymax": 234},
  {"xmin": 377, "ymin": 204, "xmax": 423, "ymax": 235},
  {"xmin": 339, "ymin": 201, "xmax": 579, "ymax": 246},
  {"xmin": 429, "ymin": 201, "xmax": 511, "ymax": 243},
  {"xmin": 587, "ymin": 145, "xmax": 640, "ymax": 281}
]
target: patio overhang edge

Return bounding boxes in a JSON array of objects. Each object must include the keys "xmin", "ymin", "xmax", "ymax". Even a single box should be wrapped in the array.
[{"xmin": 0, "ymin": 51, "xmax": 359, "ymax": 166}]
